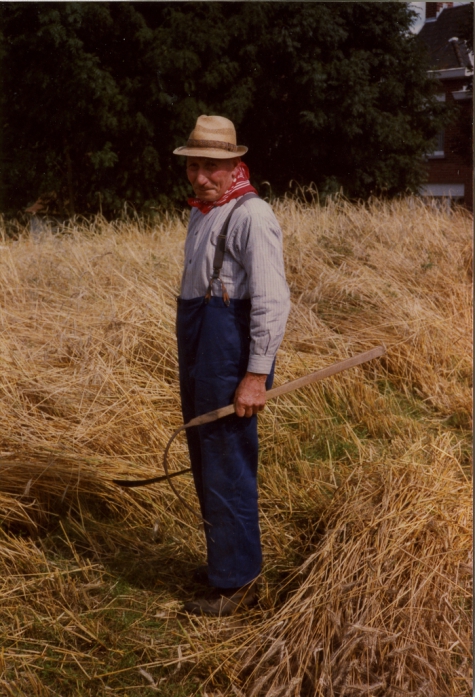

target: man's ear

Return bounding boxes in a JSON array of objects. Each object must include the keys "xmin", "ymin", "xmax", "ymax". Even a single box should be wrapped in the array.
[{"xmin": 232, "ymin": 157, "xmax": 241, "ymax": 177}]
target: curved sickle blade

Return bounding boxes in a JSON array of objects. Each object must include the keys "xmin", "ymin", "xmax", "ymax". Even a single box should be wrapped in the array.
[
  {"xmin": 113, "ymin": 345, "xmax": 386, "ymax": 489},
  {"xmin": 112, "ymin": 466, "xmax": 191, "ymax": 488}
]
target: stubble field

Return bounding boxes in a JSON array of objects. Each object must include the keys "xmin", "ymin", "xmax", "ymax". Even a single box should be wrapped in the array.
[{"xmin": 0, "ymin": 196, "xmax": 472, "ymax": 696}]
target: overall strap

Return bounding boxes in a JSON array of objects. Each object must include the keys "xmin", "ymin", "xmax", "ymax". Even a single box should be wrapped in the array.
[{"xmin": 204, "ymin": 192, "xmax": 258, "ymax": 306}]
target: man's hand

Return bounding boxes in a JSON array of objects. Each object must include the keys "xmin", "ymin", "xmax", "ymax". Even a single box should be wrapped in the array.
[{"xmin": 234, "ymin": 372, "xmax": 268, "ymax": 418}]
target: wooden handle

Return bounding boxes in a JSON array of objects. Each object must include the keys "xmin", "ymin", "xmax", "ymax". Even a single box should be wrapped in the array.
[
  {"xmin": 184, "ymin": 345, "xmax": 386, "ymax": 429},
  {"xmin": 113, "ymin": 345, "xmax": 386, "ymax": 490}
]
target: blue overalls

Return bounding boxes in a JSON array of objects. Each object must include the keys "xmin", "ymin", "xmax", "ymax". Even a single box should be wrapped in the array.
[{"xmin": 176, "ymin": 295, "xmax": 274, "ymax": 589}]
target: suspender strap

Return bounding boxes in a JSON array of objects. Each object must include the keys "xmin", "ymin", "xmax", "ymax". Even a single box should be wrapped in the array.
[{"xmin": 204, "ymin": 192, "xmax": 258, "ymax": 306}]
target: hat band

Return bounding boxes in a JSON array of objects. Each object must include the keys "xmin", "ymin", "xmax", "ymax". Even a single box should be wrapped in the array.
[{"xmin": 186, "ymin": 138, "xmax": 238, "ymax": 153}]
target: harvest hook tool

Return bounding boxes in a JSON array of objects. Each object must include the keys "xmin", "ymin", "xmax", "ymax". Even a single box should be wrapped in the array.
[{"xmin": 113, "ymin": 345, "xmax": 386, "ymax": 516}]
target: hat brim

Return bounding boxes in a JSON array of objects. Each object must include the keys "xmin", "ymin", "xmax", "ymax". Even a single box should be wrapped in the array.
[{"xmin": 173, "ymin": 145, "xmax": 248, "ymax": 159}]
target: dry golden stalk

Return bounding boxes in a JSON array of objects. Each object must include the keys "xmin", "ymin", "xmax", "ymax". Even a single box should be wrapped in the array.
[{"xmin": 0, "ymin": 197, "xmax": 471, "ymax": 695}]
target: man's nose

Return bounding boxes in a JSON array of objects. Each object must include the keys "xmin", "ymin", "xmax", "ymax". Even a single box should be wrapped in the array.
[{"xmin": 196, "ymin": 169, "xmax": 208, "ymax": 185}]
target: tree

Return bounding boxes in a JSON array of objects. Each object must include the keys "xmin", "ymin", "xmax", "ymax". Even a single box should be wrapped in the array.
[
  {"xmin": 1, "ymin": 2, "xmax": 450, "ymax": 217},
  {"xmin": 1, "ymin": 3, "xmax": 166, "ymax": 216},
  {"xmin": 230, "ymin": 2, "xmax": 450, "ymax": 198}
]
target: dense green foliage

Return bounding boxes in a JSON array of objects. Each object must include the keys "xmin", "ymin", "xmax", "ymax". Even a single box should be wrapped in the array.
[{"xmin": 1, "ymin": 1, "xmax": 449, "ymax": 217}]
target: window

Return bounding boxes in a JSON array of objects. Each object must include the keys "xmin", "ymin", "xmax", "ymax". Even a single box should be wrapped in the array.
[{"xmin": 428, "ymin": 129, "xmax": 445, "ymax": 158}]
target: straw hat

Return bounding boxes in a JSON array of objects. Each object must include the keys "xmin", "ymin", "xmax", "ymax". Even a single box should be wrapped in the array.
[{"xmin": 173, "ymin": 115, "xmax": 248, "ymax": 159}]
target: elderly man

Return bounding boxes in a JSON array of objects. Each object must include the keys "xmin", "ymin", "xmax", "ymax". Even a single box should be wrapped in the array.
[{"xmin": 173, "ymin": 115, "xmax": 290, "ymax": 616}]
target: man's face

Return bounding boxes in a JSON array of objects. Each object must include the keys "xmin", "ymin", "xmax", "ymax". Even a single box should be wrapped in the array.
[{"xmin": 186, "ymin": 157, "xmax": 240, "ymax": 202}]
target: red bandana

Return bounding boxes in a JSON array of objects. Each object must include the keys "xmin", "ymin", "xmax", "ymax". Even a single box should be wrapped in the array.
[{"xmin": 188, "ymin": 162, "xmax": 258, "ymax": 215}]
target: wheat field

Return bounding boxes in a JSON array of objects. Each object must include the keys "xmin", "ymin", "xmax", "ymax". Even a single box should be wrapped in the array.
[{"xmin": 0, "ymin": 196, "xmax": 472, "ymax": 696}]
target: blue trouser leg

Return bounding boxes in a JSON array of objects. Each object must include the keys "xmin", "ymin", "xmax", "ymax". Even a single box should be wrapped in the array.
[{"xmin": 176, "ymin": 296, "xmax": 274, "ymax": 589}]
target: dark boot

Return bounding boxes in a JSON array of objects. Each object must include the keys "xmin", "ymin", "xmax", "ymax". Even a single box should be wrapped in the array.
[{"xmin": 183, "ymin": 581, "xmax": 258, "ymax": 617}]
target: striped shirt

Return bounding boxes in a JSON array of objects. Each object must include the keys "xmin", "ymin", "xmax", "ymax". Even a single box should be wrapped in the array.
[{"xmin": 180, "ymin": 196, "xmax": 290, "ymax": 374}]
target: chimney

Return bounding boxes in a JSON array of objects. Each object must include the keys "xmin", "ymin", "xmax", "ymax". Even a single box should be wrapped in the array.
[{"xmin": 425, "ymin": 3, "xmax": 454, "ymax": 21}]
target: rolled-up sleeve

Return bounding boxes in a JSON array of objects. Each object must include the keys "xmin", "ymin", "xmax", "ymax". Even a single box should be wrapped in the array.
[{"xmin": 234, "ymin": 199, "xmax": 290, "ymax": 374}]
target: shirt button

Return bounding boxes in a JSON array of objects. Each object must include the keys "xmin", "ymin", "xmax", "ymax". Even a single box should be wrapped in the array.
[{"xmin": 189, "ymin": 259, "xmax": 192, "ymax": 264}]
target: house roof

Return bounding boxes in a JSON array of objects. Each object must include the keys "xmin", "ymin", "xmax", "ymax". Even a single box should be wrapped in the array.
[{"xmin": 418, "ymin": 3, "xmax": 473, "ymax": 71}]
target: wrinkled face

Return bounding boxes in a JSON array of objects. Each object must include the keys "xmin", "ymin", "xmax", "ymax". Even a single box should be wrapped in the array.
[{"xmin": 186, "ymin": 157, "xmax": 240, "ymax": 202}]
